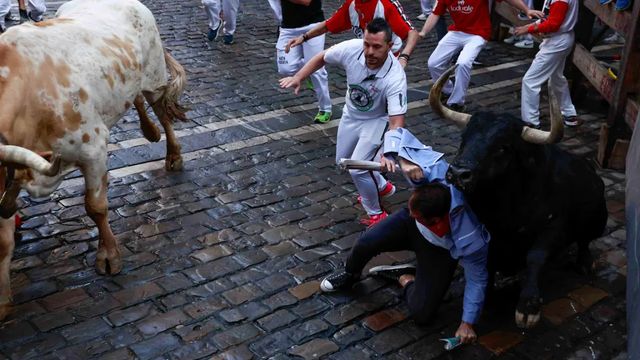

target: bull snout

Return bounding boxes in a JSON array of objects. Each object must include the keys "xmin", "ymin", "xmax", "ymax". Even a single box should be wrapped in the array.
[{"xmin": 446, "ymin": 164, "xmax": 474, "ymax": 192}]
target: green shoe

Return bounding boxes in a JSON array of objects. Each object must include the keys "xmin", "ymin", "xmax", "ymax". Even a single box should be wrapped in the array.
[
  {"xmin": 305, "ymin": 78, "xmax": 314, "ymax": 91},
  {"xmin": 314, "ymin": 111, "xmax": 332, "ymax": 124}
]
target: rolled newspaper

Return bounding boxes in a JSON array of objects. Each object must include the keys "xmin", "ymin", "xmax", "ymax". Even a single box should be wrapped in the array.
[
  {"xmin": 338, "ymin": 158, "xmax": 384, "ymax": 171},
  {"xmin": 440, "ymin": 336, "xmax": 462, "ymax": 351}
]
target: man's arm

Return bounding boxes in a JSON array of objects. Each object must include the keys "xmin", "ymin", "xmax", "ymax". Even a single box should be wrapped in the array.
[
  {"xmin": 418, "ymin": 14, "xmax": 442, "ymax": 38},
  {"xmin": 279, "ymin": 50, "xmax": 327, "ymax": 94},
  {"xmin": 285, "ymin": 21, "xmax": 328, "ymax": 52},
  {"xmin": 457, "ymin": 244, "xmax": 489, "ymax": 342},
  {"xmin": 398, "ymin": 30, "xmax": 420, "ymax": 68},
  {"xmin": 380, "ymin": 115, "xmax": 406, "ymax": 172}
]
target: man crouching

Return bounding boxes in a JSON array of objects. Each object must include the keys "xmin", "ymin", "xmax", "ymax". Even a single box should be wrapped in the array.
[{"xmin": 320, "ymin": 128, "xmax": 490, "ymax": 343}]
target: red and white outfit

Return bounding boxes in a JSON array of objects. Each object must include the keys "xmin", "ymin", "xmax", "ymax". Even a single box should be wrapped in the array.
[
  {"xmin": 325, "ymin": 0, "xmax": 414, "ymax": 54},
  {"xmin": 521, "ymin": 0, "xmax": 578, "ymax": 126},
  {"xmin": 427, "ymin": 0, "xmax": 492, "ymax": 106}
]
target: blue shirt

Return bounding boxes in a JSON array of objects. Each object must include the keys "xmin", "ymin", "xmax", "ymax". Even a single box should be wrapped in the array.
[{"xmin": 384, "ymin": 128, "xmax": 490, "ymax": 324}]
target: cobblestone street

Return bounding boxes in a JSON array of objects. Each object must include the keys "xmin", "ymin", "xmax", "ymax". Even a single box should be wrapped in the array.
[{"xmin": 0, "ymin": 0, "xmax": 629, "ymax": 359}]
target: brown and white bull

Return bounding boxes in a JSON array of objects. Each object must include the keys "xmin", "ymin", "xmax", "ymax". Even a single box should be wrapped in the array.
[{"xmin": 0, "ymin": 0, "xmax": 188, "ymax": 319}]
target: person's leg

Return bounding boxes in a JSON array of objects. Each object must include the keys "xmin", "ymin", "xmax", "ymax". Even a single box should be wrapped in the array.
[
  {"xmin": 302, "ymin": 27, "xmax": 332, "ymax": 114},
  {"xmin": 428, "ymin": 32, "xmax": 463, "ymax": 96},
  {"xmin": 549, "ymin": 45, "xmax": 578, "ymax": 119},
  {"xmin": 521, "ymin": 42, "xmax": 564, "ymax": 126},
  {"xmin": 26, "ymin": 0, "xmax": 45, "ymax": 21},
  {"xmin": 404, "ymin": 228, "xmax": 458, "ymax": 324},
  {"xmin": 420, "ymin": 0, "xmax": 432, "ymax": 15},
  {"xmin": 448, "ymin": 34, "xmax": 486, "ymax": 106},
  {"xmin": 276, "ymin": 27, "xmax": 305, "ymax": 76},
  {"xmin": 222, "ymin": 0, "xmax": 239, "ymax": 35},
  {"xmin": 346, "ymin": 209, "xmax": 414, "ymax": 274},
  {"xmin": 202, "ymin": 0, "xmax": 221, "ymax": 32},
  {"xmin": 349, "ymin": 118, "xmax": 388, "ymax": 216},
  {"xmin": 0, "ymin": 0, "xmax": 10, "ymax": 30}
]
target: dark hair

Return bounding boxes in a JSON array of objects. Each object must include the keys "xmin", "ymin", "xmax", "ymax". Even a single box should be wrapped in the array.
[
  {"xmin": 366, "ymin": 17, "xmax": 393, "ymax": 43},
  {"xmin": 409, "ymin": 183, "xmax": 451, "ymax": 219}
]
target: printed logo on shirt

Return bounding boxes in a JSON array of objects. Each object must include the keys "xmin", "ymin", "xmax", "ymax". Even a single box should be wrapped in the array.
[
  {"xmin": 352, "ymin": 26, "xmax": 364, "ymax": 39},
  {"xmin": 450, "ymin": 0, "xmax": 474, "ymax": 14},
  {"xmin": 348, "ymin": 84, "xmax": 373, "ymax": 111}
]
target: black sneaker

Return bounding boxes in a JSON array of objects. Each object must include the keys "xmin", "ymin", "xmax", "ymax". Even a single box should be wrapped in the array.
[
  {"xmin": 563, "ymin": 115, "xmax": 583, "ymax": 127},
  {"xmin": 4, "ymin": 12, "xmax": 19, "ymax": 23},
  {"xmin": 320, "ymin": 270, "xmax": 358, "ymax": 292},
  {"xmin": 368, "ymin": 264, "xmax": 416, "ymax": 282}
]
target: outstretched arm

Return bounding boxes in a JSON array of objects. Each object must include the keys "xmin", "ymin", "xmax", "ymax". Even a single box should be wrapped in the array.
[
  {"xmin": 279, "ymin": 50, "xmax": 327, "ymax": 94},
  {"xmin": 285, "ymin": 21, "xmax": 328, "ymax": 52},
  {"xmin": 418, "ymin": 14, "xmax": 442, "ymax": 38}
]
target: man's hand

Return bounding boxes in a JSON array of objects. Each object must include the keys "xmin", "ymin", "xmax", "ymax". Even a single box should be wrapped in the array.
[
  {"xmin": 285, "ymin": 36, "xmax": 304, "ymax": 53},
  {"xmin": 418, "ymin": 30, "xmax": 427, "ymax": 38},
  {"xmin": 455, "ymin": 322, "xmax": 477, "ymax": 344},
  {"xmin": 513, "ymin": 25, "xmax": 530, "ymax": 36},
  {"xmin": 399, "ymin": 158, "xmax": 424, "ymax": 182},
  {"xmin": 526, "ymin": 9, "xmax": 545, "ymax": 19},
  {"xmin": 279, "ymin": 76, "xmax": 302, "ymax": 94},
  {"xmin": 380, "ymin": 155, "xmax": 397, "ymax": 173}
]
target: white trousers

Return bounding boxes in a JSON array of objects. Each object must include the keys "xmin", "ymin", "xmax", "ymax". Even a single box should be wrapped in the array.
[
  {"xmin": 28, "ymin": 0, "xmax": 46, "ymax": 21},
  {"xmin": 420, "ymin": 0, "xmax": 435, "ymax": 14},
  {"xmin": 268, "ymin": 0, "xmax": 281, "ymax": 24},
  {"xmin": 202, "ymin": 0, "xmax": 239, "ymax": 35},
  {"xmin": 428, "ymin": 31, "xmax": 486, "ymax": 106},
  {"xmin": 0, "ymin": 0, "xmax": 46, "ymax": 25},
  {"xmin": 521, "ymin": 32, "xmax": 577, "ymax": 126},
  {"xmin": 0, "ymin": 0, "xmax": 9, "ymax": 27},
  {"xmin": 335, "ymin": 116, "xmax": 388, "ymax": 215},
  {"xmin": 276, "ymin": 23, "xmax": 331, "ymax": 112}
]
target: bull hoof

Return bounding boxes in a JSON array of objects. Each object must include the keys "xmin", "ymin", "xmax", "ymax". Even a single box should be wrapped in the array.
[
  {"xmin": 515, "ymin": 309, "xmax": 541, "ymax": 328},
  {"xmin": 142, "ymin": 124, "xmax": 161, "ymax": 143},
  {"xmin": 165, "ymin": 155, "xmax": 183, "ymax": 172},
  {"xmin": 515, "ymin": 297, "xmax": 543, "ymax": 328},
  {"xmin": 95, "ymin": 248, "xmax": 122, "ymax": 275}
]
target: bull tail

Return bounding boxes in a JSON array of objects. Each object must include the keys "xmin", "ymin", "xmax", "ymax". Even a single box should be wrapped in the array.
[{"xmin": 158, "ymin": 50, "xmax": 188, "ymax": 122}]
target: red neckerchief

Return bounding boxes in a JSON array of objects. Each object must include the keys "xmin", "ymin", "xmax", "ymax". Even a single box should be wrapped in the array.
[{"xmin": 426, "ymin": 213, "xmax": 451, "ymax": 237}]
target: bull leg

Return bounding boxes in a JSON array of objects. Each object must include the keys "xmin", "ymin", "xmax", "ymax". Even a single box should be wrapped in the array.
[
  {"xmin": 134, "ymin": 95, "xmax": 161, "ymax": 143},
  {"xmin": 0, "ymin": 216, "xmax": 15, "ymax": 320},
  {"xmin": 81, "ymin": 163, "xmax": 121, "ymax": 275},
  {"xmin": 144, "ymin": 92, "xmax": 183, "ymax": 171},
  {"xmin": 516, "ymin": 248, "xmax": 547, "ymax": 328}
]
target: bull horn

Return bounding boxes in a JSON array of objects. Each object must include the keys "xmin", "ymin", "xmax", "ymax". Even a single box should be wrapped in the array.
[
  {"xmin": 428, "ymin": 65, "xmax": 472, "ymax": 127},
  {"xmin": 520, "ymin": 81, "xmax": 564, "ymax": 144},
  {"xmin": 0, "ymin": 145, "xmax": 61, "ymax": 176}
]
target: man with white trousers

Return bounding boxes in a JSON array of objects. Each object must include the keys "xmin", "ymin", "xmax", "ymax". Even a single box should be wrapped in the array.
[
  {"xmin": 276, "ymin": 0, "xmax": 332, "ymax": 124},
  {"xmin": 514, "ymin": 0, "xmax": 581, "ymax": 127},
  {"xmin": 281, "ymin": 19, "xmax": 406, "ymax": 227},
  {"xmin": 202, "ymin": 0, "xmax": 239, "ymax": 44},
  {"xmin": 0, "ymin": 0, "xmax": 45, "ymax": 31},
  {"xmin": 419, "ymin": 0, "xmax": 541, "ymax": 111}
]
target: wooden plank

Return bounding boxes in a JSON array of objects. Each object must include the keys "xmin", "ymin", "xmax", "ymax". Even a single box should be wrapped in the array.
[
  {"xmin": 583, "ymin": 0, "xmax": 635, "ymax": 37},
  {"xmin": 607, "ymin": 0, "xmax": 640, "ymax": 126},
  {"xmin": 572, "ymin": 43, "xmax": 615, "ymax": 103},
  {"xmin": 494, "ymin": 2, "xmax": 542, "ymax": 41},
  {"xmin": 597, "ymin": 124, "xmax": 609, "ymax": 167},
  {"xmin": 626, "ymin": 98, "xmax": 639, "ymax": 130},
  {"xmin": 609, "ymin": 139, "xmax": 630, "ymax": 170}
]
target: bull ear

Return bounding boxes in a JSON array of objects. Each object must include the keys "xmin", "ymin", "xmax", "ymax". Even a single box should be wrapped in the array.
[
  {"xmin": 428, "ymin": 65, "xmax": 471, "ymax": 127},
  {"xmin": 521, "ymin": 81, "xmax": 564, "ymax": 144}
]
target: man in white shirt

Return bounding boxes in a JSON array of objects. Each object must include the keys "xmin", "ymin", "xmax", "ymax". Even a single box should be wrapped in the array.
[{"xmin": 280, "ymin": 18, "xmax": 407, "ymax": 227}]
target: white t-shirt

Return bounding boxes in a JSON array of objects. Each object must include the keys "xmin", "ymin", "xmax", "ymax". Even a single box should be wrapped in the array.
[{"xmin": 324, "ymin": 39, "xmax": 408, "ymax": 121}]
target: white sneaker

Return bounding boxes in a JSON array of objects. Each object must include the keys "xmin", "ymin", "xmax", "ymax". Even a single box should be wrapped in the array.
[
  {"xmin": 503, "ymin": 35, "xmax": 520, "ymax": 44},
  {"xmin": 514, "ymin": 39, "xmax": 534, "ymax": 48},
  {"xmin": 602, "ymin": 33, "xmax": 624, "ymax": 44},
  {"xmin": 417, "ymin": 13, "xmax": 428, "ymax": 21}
]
